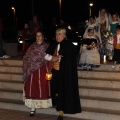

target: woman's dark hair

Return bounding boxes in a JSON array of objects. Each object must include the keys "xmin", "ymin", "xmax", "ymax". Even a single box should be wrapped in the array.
[
  {"xmin": 112, "ymin": 13, "xmax": 119, "ymax": 17},
  {"xmin": 36, "ymin": 30, "xmax": 44, "ymax": 37},
  {"xmin": 88, "ymin": 28, "xmax": 94, "ymax": 32},
  {"xmin": 89, "ymin": 16, "xmax": 95, "ymax": 20},
  {"xmin": 100, "ymin": 8, "xmax": 107, "ymax": 12}
]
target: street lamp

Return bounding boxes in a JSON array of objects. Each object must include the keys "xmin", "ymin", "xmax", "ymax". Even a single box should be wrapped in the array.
[
  {"xmin": 89, "ymin": 3, "xmax": 93, "ymax": 16},
  {"xmin": 11, "ymin": 7, "xmax": 16, "ymax": 23},
  {"xmin": 32, "ymin": 0, "xmax": 34, "ymax": 16},
  {"xmin": 59, "ymin": 0, "xmax": 61, "ymax": 20}
]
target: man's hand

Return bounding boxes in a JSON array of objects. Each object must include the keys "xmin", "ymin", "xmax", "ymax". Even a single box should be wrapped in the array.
[
  {"xmin": 52, "ymin": 55, "xmax": 63, "ymax": 62},
  {"xmin": 52, "ymin": 55, "xmax": 59, "ymax": 62}
]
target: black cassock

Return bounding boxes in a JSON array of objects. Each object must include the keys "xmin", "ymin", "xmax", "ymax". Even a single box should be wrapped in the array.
[{"xmin": 46, "ymin": 39, "xmax": 81, "ymax": 114}]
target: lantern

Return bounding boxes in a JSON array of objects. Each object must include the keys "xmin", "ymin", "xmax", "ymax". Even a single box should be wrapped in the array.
[
  {"xmin": 103, "ymin": 55, "xmax": 107, "ymax": 64},
  {"xmin": 46, "ymin": 71, "xmax": 52, "ymax": 80}
]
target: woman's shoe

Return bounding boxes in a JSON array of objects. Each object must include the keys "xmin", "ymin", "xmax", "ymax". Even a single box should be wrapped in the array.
[
  {"xmin": 83, "ymin": 66, "xmax": 87, "ymax": 70},
  {"xmin": 30, "ymin": 108, "xmax": 36, "ymax": 116},
  {"xmin": 88, "ymin": 66, "xmax": 92, "ymax": 70},
  {"xmin": 112, "ymin": 61, "xmax": 117, "ymax": 69}
]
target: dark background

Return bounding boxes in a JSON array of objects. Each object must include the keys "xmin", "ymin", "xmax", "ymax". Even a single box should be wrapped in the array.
[{"xmin": 0, "ymin": 0, "xmax": 120, "ymax": 29}]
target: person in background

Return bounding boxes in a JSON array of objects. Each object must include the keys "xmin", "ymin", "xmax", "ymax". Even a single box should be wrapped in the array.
[
  {"xmin": 45, "ymin": 28, "xmax": 81, "ymax": 120},
  {"xmin": 96, "ymin": 8, "xmax": 110, "ymax": 58},
  {"xmin": 79, "ymin": 28, "xmax": 100, "ymax": 70},
  {"xmin": 83, "ymin": 16, "xmax": 102, "ymax": 62},
  {"xmin": 0, "ymin": 17, "xmax": 10, "ymax": 58},
  {"xmin": 58, "ymin": 19, "xmax": 68, "ymax": 29},
  {"xmin": 23, "ymin": 30, "xmax": 52, "ymax": 116},
  {"xmin": 105, "ymin": 34, "xmax": 114, "ymax": 61},
  {"xmin": 22, "ymin": 22, "xmax": 30, "ymax": 53},
  {"xmin": 106, "ymin": 13, "xmax": 120, "ymax": 61},
  {"xmin": 83, "ymin": 16, "xmax": 101, "ymax": 43},
  {"xmin": 96, "ymin": 8, "xmax": 110, "ymax": 32},
  {"xmin": 29, "ymin": 15, "xmax": 43, "ymax": 45},
  {"xmin": 112, "ymin": 25, "xmax": 120, "ymax": 68},
  {"xmin": 109, "ymin": 13, "xmax": 120, "ymax": 35}
]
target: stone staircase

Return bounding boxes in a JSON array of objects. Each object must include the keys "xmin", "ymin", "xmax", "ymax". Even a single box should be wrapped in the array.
[{"xmin": 0, "ymin": 59, "xmax": 120, "ymax": 120}]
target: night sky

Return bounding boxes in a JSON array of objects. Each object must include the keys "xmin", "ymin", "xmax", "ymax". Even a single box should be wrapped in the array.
[{"xmin": 0, "ymin": 0, "xmax": 120, "ymax": 29}]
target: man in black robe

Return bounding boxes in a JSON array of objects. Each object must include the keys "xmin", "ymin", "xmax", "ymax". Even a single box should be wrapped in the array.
[{"xmin": 45, "ymin": 28, "xmax": 81, "ymax": 120}]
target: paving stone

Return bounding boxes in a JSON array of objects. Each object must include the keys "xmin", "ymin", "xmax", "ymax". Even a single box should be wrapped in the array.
[{"xmin": 0, "ymin": 109, "xmax": 87, "ymax": 120}]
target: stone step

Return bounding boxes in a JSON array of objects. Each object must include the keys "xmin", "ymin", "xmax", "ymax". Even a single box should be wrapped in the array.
[
  {"xmin": 1, "ymin": 81, "xmax": 120, "ymax": 100},
  {"xmin": 0, "ymin": 65, "xmax": 23, "ymax": 73},
  {"xmin": 0, "ymin": 81, "xmax": 23, "ymax": 90},
  {"xmin": 78, "ymin": 70, "xmax": 120, "ymax": 80},
  {"xmin": 1, "ymin": 86, "xmax": 120, "ymax": 103},
  {"xmin": 0, "ymin": 59, "xmax": 118, "ymax": 71},
  {"xmin": 1, "ymin": 70, "xmax": 120, "ymax": 82},
  {"xmin": 0, "ymin": 58, "xmax": 120, "ymax": 120},
  {"xmin": 79, "ymin": 88, "xmax": 120, "ymax": 101},
  {"xmin": 0, "ymin": 72, "xmax": 22, "ymax": 81},
  {"xmin": 35, "ymin": 107, "xmax": 120, "ymax": 120},
  {"xmin": 66, "ymin": 110, "xmax": 120, "ymax": 120},
  {"xmin": 0, "ymin": 59, "xmax": 23, "ymax": 66},
  {"xmin": 79, "ymin": 78, "xmax": 120, "ymax": 89},
  {"xmin": 80, "ymin": 99, "xmax": 120, "ymax": 112},
  {"xmin": 0, "ymin": 89, "xmax": 120, "ymax": 112},
  {"xmin": 0, "ymin": 99, "xmax": 120, "ymax": 120},
  {"xmin": 0, "ymin": 90, "xmax": 23, "ymax": 101},
  {"xmin": 0, "ymin": 78, "xmax": 120, "ymax": 102},
  {"xmin": 78, "ymin": 64, "xmax": 120, "ymax": 71}
]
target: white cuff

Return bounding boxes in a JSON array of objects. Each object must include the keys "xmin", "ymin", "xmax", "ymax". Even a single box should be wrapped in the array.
[{"xmin": 44, "ymin": 54, "xmax": 52, "ymax": 61}]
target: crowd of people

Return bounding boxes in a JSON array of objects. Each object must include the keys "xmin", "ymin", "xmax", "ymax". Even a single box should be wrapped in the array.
[
  {"xmin": 21, "ymin": 15, "xmax": 43, "ymax": 53},
  {"xmin": 78, "ymin": 8, "xmax": 120, "ymax": 70},
  {"xmin": 23, "ymin": 28, "xmax": 81, "ymax": 120},
  {"xmin": 0, "ymin": 6, "xmax": 119, "ymax": 120},
  {"xmin": 0, "ymin": 13, "xmax": 82, "ymax": 120}
]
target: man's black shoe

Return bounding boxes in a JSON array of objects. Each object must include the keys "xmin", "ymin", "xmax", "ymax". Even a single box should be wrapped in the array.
[{"xmin": 57, "ymin": 115, "xmax": 63, "ymax": 120}]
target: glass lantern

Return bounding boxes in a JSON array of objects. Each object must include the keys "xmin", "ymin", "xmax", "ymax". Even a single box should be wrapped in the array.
[{"xmin": 45, "ymin": 71, "xmax": 52, "ymax": 80}]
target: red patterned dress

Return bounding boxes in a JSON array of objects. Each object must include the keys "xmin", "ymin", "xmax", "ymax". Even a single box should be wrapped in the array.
[{"xmin": 23, "ymin": 42, "xmax": 52, "ymax": 108}]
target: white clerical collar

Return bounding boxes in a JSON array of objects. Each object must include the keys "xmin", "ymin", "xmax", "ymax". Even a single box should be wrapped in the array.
[{"xmin": 57, "ymin": 44, "xmax": 60, "ymax": 55}]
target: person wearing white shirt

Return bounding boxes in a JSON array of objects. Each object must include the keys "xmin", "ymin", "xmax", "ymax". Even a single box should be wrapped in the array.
[{"xmin": 45, "ymin": 28, "xmax": 81, "ymax": 120}]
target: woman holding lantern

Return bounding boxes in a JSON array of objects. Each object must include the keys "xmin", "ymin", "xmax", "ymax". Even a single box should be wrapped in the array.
[
  {"xmin": 23, "ymin": 30, "xmax": 52, "ymax": 116},
  {"xmin": 45, "ymin": 28, "xmax": 81, "ymax": 120}
]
